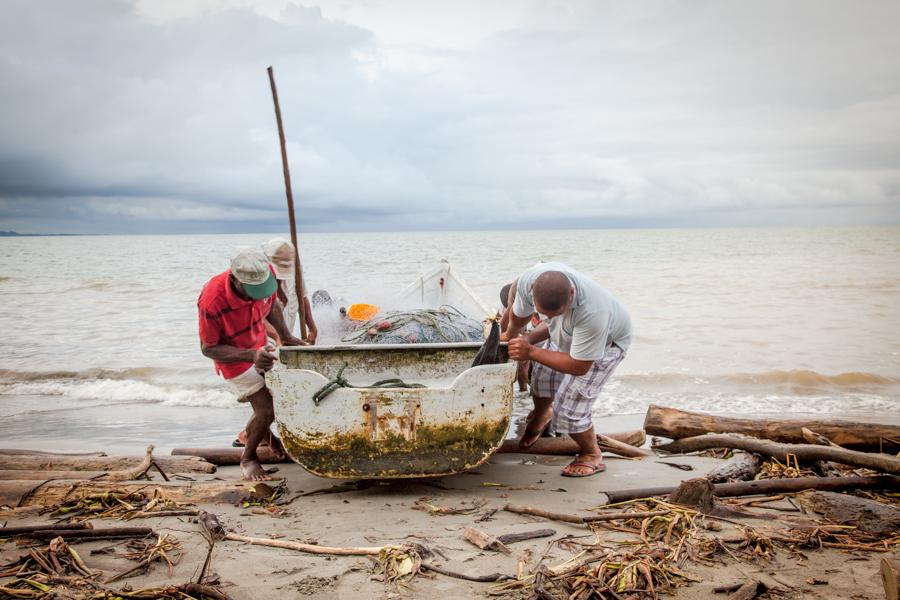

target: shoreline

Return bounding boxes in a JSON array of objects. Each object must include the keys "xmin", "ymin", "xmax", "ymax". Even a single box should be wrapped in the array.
[{"xmin": 2, "ymin": 405, "xmax": 898, "ymax": 456}]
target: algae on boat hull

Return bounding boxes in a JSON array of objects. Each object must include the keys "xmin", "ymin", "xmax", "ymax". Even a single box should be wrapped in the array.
[{"xmin": 278, "ymin": 418, "xmax": 509, "ymax": 478}]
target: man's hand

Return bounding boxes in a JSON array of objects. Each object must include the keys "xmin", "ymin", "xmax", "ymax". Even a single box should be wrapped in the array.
[
  {"xmin": 508, "ymin": 336, "xmax": 533, "ymax": 361},
  {"xmin": 253, "ymin": 346, "xmax": 277, "ymax": 372},
  {"xmin": 280, "ymin": 334, "xmax": 306, "ymax": 347},
  {"xmin": 499, "ymin": 331, "xmax": 510, "ymax": 342}
]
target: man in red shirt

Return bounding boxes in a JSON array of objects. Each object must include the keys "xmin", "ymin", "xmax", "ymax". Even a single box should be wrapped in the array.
[{"xmin": 198, "ymin": 247, "xmax": 304, "ymax": 481}]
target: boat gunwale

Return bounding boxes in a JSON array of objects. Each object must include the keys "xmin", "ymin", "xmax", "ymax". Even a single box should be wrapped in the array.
[{"xmin": 279, "ymin": 341, "xmax": 508, "ymax": 353}]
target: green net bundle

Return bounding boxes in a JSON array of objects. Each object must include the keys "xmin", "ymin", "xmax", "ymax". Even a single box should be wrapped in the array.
[{"xmin": 340, "ymin": 306, "xmax": 484, "ymax": 344}]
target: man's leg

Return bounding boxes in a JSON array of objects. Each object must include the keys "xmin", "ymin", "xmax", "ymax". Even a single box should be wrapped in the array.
[
  {"xmin": 565, "ymin": 426, "xmax": 604, "ymax": 475},
  {"xmin": 519, "ymin": 361, "xmax": 559, "ymax": 448},
  {"xmin": 554, "ymin": 346, "xmax": 625, "ymax": 476},
  {"xmin": 241, "ymin": 386, "xmax": 277, "ymax": 481}
]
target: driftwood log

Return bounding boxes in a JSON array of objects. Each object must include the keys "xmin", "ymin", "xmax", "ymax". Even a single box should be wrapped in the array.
[
  {"xmin": 667, "ymin": 478, "xmax": 716, "ymax": 513},
  {"xmin": 644, "ymin": 404, "xmax": 900, "ymax": 451},
  {"xmin": 0, "ymin": 449, "xmax": 106, "ymax": 456},
  {"xmin": 0, "ymin": 522, "xmax": 93, "ymax": 537},
  {"xmin": 0, "ymin": 454, "xmax": 215, "ymax": 474},
  {"xmin": 171, "ymin": 430, "xmax": 648, "ymax": 464},
  {"xmin": 501, "ymin": 430, "xmax": 649, "ymax": 457},
  {"xmin": 463, "ymin": 527, "xmax": 511, "ymax": 554},
  {"xmin": 728, "ymin": 581, "xmax": 767, "ymax": 600},
  {"xmin": 27, "ymin": 526, "xmax": 154, "ymax": 541},
  {"xmin": 705, "ymin": 452, "xmax": 762, "ymax": 483},
  {"xmin": 603, "ymin": 475, "xmax": 900, "ymax": 504},
  {"xmin": 883, "ymin": 558, "xmax": 900, "ymax": 600},
  {"xmin": 496, "ymin": 529, "xmax": 556, "ymax": 545},
  {"xmin": 794, "ymin": 490, "xmax": 900, "ymax": 534},
  {"xmin": 504, "ymin": 503, "xmax": 668, "ymax": 525},
  {"xmin": 653, "ymin": 433, "xmax": 900, "ymax": 475},
  {"xmin": 0, "ymin": 480, "xmax": 270, "ymax": 508},
  {"xmin": 224, "ymin": 532, "xmax": 387, "ymax": 556}
]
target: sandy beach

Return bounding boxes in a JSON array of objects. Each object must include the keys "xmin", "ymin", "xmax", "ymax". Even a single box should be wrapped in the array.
[{"xmin": 2, "ymin": 447, "xmax": 897, "ymax": 599}]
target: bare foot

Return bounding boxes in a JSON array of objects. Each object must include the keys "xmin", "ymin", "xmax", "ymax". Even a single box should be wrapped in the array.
[{"xmin": 241, "ymin": 459, "xmax": 272, "ymax": 481}]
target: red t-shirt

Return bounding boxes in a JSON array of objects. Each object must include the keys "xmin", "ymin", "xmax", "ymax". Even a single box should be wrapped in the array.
[{"xmin": 197, "ymin": 269, "xmax": 275, "ymax": 379}]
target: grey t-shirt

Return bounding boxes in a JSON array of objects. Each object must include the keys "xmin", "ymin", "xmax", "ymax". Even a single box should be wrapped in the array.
[{"xmin": 512, "ymin": 262, "xmax": 632, "ymax": 361}]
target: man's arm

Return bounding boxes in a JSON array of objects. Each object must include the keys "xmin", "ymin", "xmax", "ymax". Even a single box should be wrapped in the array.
[
  {"xmin": 265, "ymin": 298, "xmax": 304, "ymax": 346},
  {"xmin": 303, "ymin": 296, "xmax": 317, "ymax": 344},
  {"xmin": 502, "ymin": 312, "xmax": 531, "ymax": 340},
  {"xmin": 524, "ymin": 322, "xmax": 550, "ymax": 345},
  {"xmin": 201, "ymin": 343, "xmax": 275, "ymax": 372},
  {"xmin": 508, "ymin": 339, "xmax": 593, "ymax": 376}
]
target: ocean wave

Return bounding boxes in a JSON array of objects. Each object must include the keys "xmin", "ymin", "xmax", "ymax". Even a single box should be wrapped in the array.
[
  {"xmin": 0, "ymin": 367, "xmax": 189, "ymax": 383},
  {"xmin": 618, "ymin": 369, "xmax": 899, "ymax": 392},
  {"xmin": 0, "ymin": 378, "xmax": 238, "ymax": 409}
]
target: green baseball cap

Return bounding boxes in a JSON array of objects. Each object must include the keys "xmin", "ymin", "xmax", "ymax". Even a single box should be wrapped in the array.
[{"xmin": 230, "ymin": 247, "xmax": 278, "ymax": 299}]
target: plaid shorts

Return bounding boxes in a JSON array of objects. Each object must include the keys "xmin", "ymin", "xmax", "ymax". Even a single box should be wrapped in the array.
[{"xmin": 531, "ymin": 342, "xmax": 625, "ymax": 434}]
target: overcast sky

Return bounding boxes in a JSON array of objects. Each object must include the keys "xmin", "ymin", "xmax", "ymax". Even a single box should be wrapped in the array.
[{"xmin": 1, "ymin": 0, "xmax": 899, "ymax": 233}]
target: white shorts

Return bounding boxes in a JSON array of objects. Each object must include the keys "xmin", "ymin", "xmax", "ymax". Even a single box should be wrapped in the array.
[{"xmin": 226, "ymin": 365, "xmax": 267, "ymax": 402}]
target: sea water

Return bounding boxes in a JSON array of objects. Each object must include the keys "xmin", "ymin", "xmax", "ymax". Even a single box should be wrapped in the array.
[{"xmin": 0, "ymin": 227, "xmax": 898, "ymax": 452}]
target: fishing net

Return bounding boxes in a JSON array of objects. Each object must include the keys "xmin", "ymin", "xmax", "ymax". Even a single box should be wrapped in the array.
[{"xmin": 340, "ymin": 306, "xmax": 484, "ymax": 344}]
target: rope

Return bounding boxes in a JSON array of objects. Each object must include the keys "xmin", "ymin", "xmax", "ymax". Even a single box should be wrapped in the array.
[{"xmin": 312, "ymin": 362, "xmax": 426, "ymax": 406}]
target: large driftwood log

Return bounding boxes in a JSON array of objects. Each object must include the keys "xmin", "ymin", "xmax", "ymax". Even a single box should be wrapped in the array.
[
  {"xmin": 0, "ymin": 446, "xmax": 163, "ymax": 481},
  {"xmin": 0, "ymin": 522, "xmax": 93, "ymax": 537},
  {"xmin": 794, "ymin": 490, "xmax": 900, "ymax": 534},
  {"xmin": 171, "ymin": 429, "xmax": 648, "ymax": 464},
  {"xmin": 706, "ymin": 452, "xmax": 762, "ymax": 483},
  {"xmin": 0, "ymin": 480, "xmax": 269, "ymax": 508},
  {"xmin": 501, "ymin": 429, "xmax": 649, "ymax": 457},
  {"xmin": 644, "ymin": 404, "xmax": 900, "ymax": 451},
  {"xmin": 653, "ymin": 433, "xmax": 900, "ymax": 475},
  {"xmin": 27, "ymin": 526, "xmax": 154, "ymax": 540},
  {"xmin": 603, "ymin": 475, "xmax": 900, "ymax": 504},
  {"xmin": 883, "ymin": 558, "xmax": 900, "ymax": 600},
  {"xmin": 0, "ymin": 454, "xmax": 215, "ymax": 474},
  {"xmin": 0, "ymin": 449, "xmax": 106, "ymax": 456}
]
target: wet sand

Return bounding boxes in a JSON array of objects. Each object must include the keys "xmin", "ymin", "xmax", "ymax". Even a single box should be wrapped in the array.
[{"xmin": 2, "ymin": 452, "xmax": 894, "ymax": 599}]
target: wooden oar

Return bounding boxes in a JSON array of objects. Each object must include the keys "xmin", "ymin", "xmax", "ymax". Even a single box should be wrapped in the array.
[{"xmin": 267, "ymin": 65, "xmax": 308, "ymax": 340}]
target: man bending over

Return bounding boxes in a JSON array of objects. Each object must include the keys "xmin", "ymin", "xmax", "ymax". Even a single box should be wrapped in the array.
[
  {"xmin": 502, "ymin": 263, "xmax": 631, "ymax": 477},
  {"xmin": 198, "ymin": 247, "xmax": 304, "ymax": 480}
]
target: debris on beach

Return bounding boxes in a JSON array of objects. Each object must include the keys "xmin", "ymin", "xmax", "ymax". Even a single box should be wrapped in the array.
[
  {"xmin": 411, "ymin": 497, "xmax": 487, "ymax": 515},
  {"xmin": 103, "ymin": 533, "xmax": 183, "ymax": 583}
]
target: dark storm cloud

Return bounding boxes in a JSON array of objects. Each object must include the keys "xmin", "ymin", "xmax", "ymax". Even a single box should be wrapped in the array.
[{"xmin": 0, "ymin": 0, "xmax": 899, "ymax": 233}]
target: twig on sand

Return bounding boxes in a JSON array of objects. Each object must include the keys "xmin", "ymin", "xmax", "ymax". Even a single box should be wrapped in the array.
[
  {"xmin": 421, "ymin": 562, "xmax": 514, "ymax": 582},
  {"xmin": 224, "ymin": 532, "xmax": 389, "ymax": 556}
]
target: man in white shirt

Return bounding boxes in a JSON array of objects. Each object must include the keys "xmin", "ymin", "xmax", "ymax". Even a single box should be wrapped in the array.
[{"xmin": 502, "ymin": 263, "xmax": 632, "ymax": 477}]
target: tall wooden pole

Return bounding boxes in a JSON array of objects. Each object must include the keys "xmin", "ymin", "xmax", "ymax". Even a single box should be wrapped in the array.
[{"xmin": 267, "ymin": 65, "xmax": 307, "ymax": 340}]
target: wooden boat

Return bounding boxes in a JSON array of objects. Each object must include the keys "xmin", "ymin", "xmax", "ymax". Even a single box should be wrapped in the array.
[{"xmin": 267, "ymin": 262, "xmax": 513, "ymax": 479}]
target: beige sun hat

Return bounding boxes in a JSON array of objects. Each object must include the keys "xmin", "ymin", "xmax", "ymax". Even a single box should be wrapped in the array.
[{"xmin": 262, "ymin": 238, "xmax": 295, "ymax": 280}]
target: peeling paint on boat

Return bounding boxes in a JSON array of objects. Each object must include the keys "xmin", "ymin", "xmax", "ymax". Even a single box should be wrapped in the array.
[{"xmin": 268, "ymin": 345, "xmax": 515, "ymax": 479}]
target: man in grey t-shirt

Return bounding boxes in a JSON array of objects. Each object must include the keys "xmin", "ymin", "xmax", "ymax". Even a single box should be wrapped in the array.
[{"xmin": 502, "ymin": 262, "xmax": 632, "ymax": 477}]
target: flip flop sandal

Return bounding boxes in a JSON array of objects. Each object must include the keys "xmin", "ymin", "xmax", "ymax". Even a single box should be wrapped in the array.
[
  {"xmin": 518, "ymin": 417, "xmax": 552, "ymax": 450},
  {"xmin": 561, "ymin": 461, "xmax": 606, "ymax": 477},
  {"xmin": 265, "ymin": 467, "xmax": 280, "ymax": 475}
]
